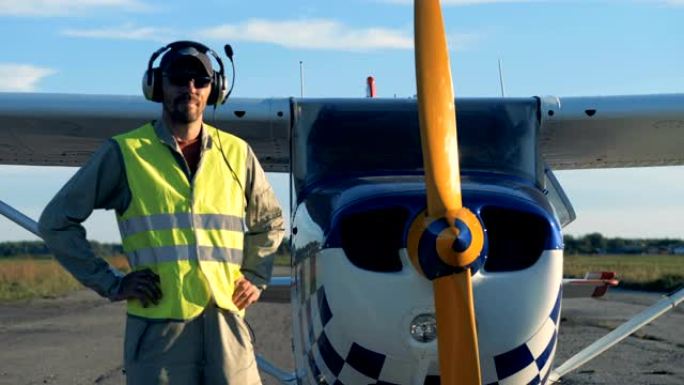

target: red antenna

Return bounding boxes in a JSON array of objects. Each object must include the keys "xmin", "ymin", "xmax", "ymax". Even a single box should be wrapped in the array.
[{"xmin": 366, "ymin": 76, "xmax": 376, "ymax": 98}]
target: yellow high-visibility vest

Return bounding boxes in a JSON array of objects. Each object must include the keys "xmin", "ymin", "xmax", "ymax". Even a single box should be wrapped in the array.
[{"xmin": 114, "ymin": 122, "xmax": 247, "ymax": 320}]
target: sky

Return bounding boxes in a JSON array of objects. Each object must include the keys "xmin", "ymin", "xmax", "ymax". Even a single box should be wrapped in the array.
[{"xmin": 1, "ymin": 0, "xmax": 684, "ymax": 242}]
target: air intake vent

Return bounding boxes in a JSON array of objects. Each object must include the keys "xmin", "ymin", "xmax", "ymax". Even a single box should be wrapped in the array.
[
  {"xmin": 339, "ymin": 207, "xmax": 408, "ymax": 272},
  {"xmin": 481, "ymin": 207, "xmax": 549, "ymax": 272}
]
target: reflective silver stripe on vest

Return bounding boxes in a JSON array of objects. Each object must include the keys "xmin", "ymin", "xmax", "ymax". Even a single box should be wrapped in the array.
[
  {"xmin": 118, "ymin": 213, "xmax": 243, "ymax": 237},
  {"xmin": 127, "ymin": 245, "xmax": 244, "ymax": 267}
]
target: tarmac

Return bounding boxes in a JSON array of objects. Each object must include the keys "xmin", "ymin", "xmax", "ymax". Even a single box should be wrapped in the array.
[{"xmin": 0, "ymin": 288, "xmax": 681, "ymax": 385}]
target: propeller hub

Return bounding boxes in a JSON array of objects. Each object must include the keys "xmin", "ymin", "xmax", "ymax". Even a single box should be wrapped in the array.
[
  {"xmin": 407, "ymin": 206, "xmax": 484, "ymax": 280},
  {"xmin": 449, "ymin": 217, "xmax": 472, "ymax": 252}
]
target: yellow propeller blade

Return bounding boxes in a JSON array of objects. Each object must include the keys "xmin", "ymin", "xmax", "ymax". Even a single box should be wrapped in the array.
[
  {"xmin": 414, "ymin": 1, "xmax": 461, "ymax": 216},
  {"xmin": 414, "ymin": 1, "xmax": 482, "ymax": 385}
]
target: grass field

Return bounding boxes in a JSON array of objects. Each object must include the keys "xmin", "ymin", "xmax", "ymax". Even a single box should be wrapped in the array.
[
  {"xmin": 0, "ymin": 253, "xmax": 681, "ymax": 301},
  {"xmin": 0, "ymin": 255, "xmax": 129, "ymax": 301}
]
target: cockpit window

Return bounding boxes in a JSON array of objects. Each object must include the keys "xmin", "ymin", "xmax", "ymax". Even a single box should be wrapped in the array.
[
  {"xmin": 293, "ymin": 98, "xmax": 541, "ymax": 200},
  {"xmin": 543, "ymin": 164, "xmax": 576, "ymax": 227}
]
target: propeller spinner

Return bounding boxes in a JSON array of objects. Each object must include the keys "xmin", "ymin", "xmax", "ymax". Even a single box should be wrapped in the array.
[{"xmin": 408, "ymin": 1, "xmax": 485, "ymax": 384}]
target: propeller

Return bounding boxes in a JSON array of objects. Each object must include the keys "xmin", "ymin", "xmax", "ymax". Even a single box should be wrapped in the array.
[{"xmin": 407, "ymin": 1, "xmax": 484, "ymax": 384}]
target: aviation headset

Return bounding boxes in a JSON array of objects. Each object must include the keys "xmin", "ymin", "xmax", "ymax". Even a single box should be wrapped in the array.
[{"xmin": 142, "ymin": 40, "xmax": 229, "ymax": 106}]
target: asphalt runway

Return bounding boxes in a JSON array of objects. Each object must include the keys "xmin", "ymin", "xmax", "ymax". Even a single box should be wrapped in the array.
[{"xmin": 0, "ymin": 288, "xmax": 681, "ymax": 385}]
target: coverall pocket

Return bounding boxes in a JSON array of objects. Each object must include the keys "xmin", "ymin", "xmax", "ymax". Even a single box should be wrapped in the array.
[
  {"xmin": 218, "ymin": 308, "xmax": 254, "ymax": 349},
  {"xmin": 204, "ymin": 307, "xmax": 261, "ymax": 385}
]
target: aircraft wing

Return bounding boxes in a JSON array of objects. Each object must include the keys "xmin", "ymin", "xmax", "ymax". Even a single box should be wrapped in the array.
[
  {"xmin": 4, "ymin": 92, "xmax": 684, "ymax": 172},
  {"xmin": 0, "ymin": 93, "xmax": 290, "ymax": 171},
  {"xmin": 540, "ymin": 94, "xmax": 684, "ymax": 170}
]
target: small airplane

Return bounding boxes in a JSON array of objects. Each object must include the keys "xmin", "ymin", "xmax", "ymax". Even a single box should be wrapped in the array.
[{"xmin": 0, "ymin": 1, "xmax": 683, "ymax": 385}]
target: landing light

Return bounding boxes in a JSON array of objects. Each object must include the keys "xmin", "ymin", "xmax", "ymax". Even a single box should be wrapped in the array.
[{"xmin": 410, "ymin": 314, "xmax": 437, "ymax": 343}]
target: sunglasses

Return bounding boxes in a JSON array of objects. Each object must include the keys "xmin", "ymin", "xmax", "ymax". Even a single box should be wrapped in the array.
[{"xmin": 164, "ymin": 74, "xmax": 212, "ymax": 88}]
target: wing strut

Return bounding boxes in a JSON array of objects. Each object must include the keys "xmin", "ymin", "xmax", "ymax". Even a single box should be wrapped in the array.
[
  {"xmin": 549, "ymin": 287, "xmax": 684, "ymax": 382},
  {"xmin": 0, "ymin": 199, "xmax": 40, "ymax": 237},
  {"xmin": 256, "ymin": 355, "xmax": 297, "ymax": 385}
]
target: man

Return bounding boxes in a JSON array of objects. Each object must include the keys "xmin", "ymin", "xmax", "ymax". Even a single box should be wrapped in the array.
[{"xmin": 39, "ymin": 41, "xmax": 285, "ymax": 385}]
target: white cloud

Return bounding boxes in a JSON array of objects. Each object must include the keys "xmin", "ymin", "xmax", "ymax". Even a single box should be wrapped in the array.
[
  {"xmin": 62, "ymin": 19, "xmax": 480, "ymax": 52},
  {"xmin": 62, "ymin": 23, "xmax": 171, "ymax": 42},
  {"xmin": 196, "ymin": 19, "xmax": 413, "ymax": 51},
  {"xmin": 0, "ymin": 64, "xmax": 56, "ymax": 92},
  {"xmin": 60, "ymin": 19, "xmax": 413, "ymax": 51},
  {"xmin": 0, "ymin": 0, "xmax": 149, "ymax": 17}
]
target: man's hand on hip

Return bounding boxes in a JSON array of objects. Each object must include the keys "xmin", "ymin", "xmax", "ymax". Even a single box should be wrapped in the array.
[
  {"xmin": 115, "ymin": 268, "xmax": 162, "ymax": 307},
  {"xmin": 232, "ymin": 277, "xmax": 261, "ymax": 310}
]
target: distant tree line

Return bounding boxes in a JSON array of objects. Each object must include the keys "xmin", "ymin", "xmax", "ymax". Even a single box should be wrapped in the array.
[
  {"xmin": 0, "ymin": 241, "xmax": 123, "ymax": 259},
  {"xmin": 564, "ymin": 233, "xmax": 684, "ymax": 255},
  {"xmin": 3, "ymin": 234, "xmax": 683, "ymax": 258}
]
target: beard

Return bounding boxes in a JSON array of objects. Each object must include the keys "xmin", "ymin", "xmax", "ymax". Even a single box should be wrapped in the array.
[{"xmin": 163, "ymin": 94, "xmax": 203, "ymax": 123}]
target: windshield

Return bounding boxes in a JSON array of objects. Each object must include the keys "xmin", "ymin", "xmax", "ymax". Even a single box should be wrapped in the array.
[{"xmin": 293, "ymin": 98, "xmax": 541, "ymax": 200}]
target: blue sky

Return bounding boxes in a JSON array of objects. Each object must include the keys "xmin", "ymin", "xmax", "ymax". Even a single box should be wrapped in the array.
[{"xmin": 1, "ymin": 0, "xmax": 684, "ymax": 242}]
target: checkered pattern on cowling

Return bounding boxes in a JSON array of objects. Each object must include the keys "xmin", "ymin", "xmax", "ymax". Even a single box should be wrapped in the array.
[
  {"xmin": 295, "ymin": 257, "xmax": 402, "ymax": 385},
  {"xmin": 483, "ymin": 288, "xmax": 562, "ymax": 385},
  {"xmin": 299, "ymin": 284, "xmax": 400, "ymax": 385}
]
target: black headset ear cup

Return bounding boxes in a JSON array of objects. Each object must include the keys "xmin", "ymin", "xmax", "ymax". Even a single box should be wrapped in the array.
[
  {"xmin": 142, "ymin": 69, "xmax": 154, "ymax": 101},
  {"xmin": 151, "ymin": 68, "xmax": 164, "ymax": 102}
]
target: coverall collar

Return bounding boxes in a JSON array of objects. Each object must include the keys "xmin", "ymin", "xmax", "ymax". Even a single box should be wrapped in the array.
[{"xmin": 153, "ymin": 119, "xmax": 213, "ymax": 153}]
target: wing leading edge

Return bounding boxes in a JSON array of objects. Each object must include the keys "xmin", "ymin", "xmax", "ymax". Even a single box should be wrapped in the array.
[{"xmin": 0, "ymin": 93, "xmax": 290, "ymax": 172}]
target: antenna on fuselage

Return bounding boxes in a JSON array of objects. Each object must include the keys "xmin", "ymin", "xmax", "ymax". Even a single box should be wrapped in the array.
[
  {"xmin": 498, "ymin": 58, "xmax": 506, "ymax": 98},
  {"xmin": 299, "ymin": 61, "xmax": 304, "ymax": 98}
]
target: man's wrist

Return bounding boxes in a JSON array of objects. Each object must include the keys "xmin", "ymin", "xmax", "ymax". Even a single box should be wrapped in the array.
[
  {"xmin": 106, "ymin": 274, "xmax": 125, "ymax": 301},
  {"xmin": 241, "ymin": 271, "xmax": 268, "ymax": 290}
]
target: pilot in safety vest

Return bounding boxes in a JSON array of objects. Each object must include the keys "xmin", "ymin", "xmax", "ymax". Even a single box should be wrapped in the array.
[
  {"xmin": 114, "ymin": 122, "xmax": 250, "ymax": 320},
  {"xmin": 39, "ymin": 40, "xmax": 285, "ymax": 385}
]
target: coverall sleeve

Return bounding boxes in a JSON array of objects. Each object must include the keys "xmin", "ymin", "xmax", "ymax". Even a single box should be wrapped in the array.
[
  {"xmin": 38, "ymin": 140, "xmax": 130, "ymax": 300},
  {"xmin": 241, "ymin": 146, "xmax": 285, "ymax": 289}
]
